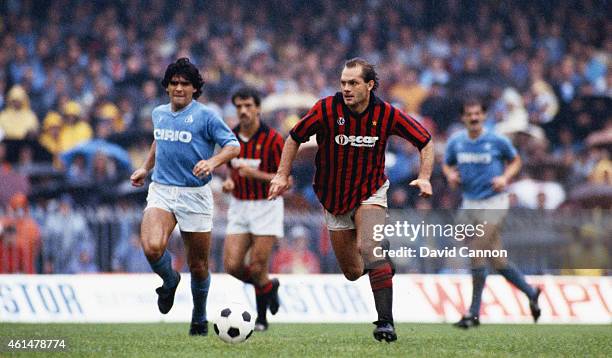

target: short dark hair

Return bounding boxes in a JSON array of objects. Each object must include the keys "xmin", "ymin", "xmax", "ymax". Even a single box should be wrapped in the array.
[
  {"xmin": 161, "ymin": 58, "xmax": 204, "ymax": 99},
  {"xmin": 231, "ymin": 87, "xmax": 261, "ymax": 107},
  {"xmin": 461, "ymin": 97, "xmax": 487, "ymax": 114},
  {"xmin": 344, "ymin": 57, "xmax": 379, "ymax": 92}
]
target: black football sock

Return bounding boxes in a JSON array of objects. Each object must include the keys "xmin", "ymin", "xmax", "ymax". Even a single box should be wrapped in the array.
[
  {"xmin": 368, "ymin": 261, "xmax": 394, "ymax": 324},
  {"xmin": 255, "ymin": 281, "xmax": 273, "ymax": 323},
  {"xmin": 468, "ymin": 266, "xmax": 487, "ymax": 317}
]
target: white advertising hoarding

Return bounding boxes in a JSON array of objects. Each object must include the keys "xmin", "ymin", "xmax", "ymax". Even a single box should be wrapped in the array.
[{"xmin": 0, "ymin": 274, "xmax": 609, "ymax": 324}]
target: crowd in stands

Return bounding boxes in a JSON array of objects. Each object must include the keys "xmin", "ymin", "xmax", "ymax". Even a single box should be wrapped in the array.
[{"xmin": 0, "ymin": 0, "xmax": 609, "ymax": 274}]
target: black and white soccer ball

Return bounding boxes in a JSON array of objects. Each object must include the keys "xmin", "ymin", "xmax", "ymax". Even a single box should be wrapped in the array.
[{"xmin": 213, "ymin": 303, "xmax": 255, "ymax": 344}]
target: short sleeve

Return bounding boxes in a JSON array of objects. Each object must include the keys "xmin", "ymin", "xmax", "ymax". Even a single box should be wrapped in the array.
[
  {"xmin": 444, "ymin": 136, "xmax": 457, "ymax": 166},
  {"xmin": 391, "ymin": 110, "xmax": 431, "ymax": 150},
  {"xmin": 289, "ymin": 100, "xmax": 323, "ymax": 143},
  {"xmin": 498, "ymin": 135, "xmax": 518, "ymax": 161},
  {"xmin": 207, "ymin": 112, "xmax": 240, "ymax": 147}
]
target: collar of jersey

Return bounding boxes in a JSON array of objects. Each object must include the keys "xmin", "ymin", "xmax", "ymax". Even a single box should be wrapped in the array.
[
  {"xmin": 169, "ymin": 100, "xmax": 195, "ymax": 116},
  {"xmin": 465, "ymin": 129, "xmax": 487, "ymax": 142},
  {"xmin": 234, "ymin": 122, "xmax": 266, "ymax": 142},
  {"xmin": 337, "ymin": 92, "xmax": 381, "ymax": 118}
]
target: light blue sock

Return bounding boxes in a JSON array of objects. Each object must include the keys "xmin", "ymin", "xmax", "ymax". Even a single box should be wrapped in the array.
[
  {"xmin": 191, "ymin": 274, "xmax": 211, "ymax": 324},
  {"xmin": 498, "ymin": 263, "xmax": 536, "ymax": 300},
  {"xmin": 148, "ymin": 250, "xmax": 178, "ymax": 289},
  {"xmin": 469, "ymin": 267, "xmax": 487, "ymax": 317}
]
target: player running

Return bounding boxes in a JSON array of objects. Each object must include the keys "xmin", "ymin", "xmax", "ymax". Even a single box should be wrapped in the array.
[
  {"xmin": 222, "ymin": 87, "xmax": 284, "ymax": 332},
  {"xmin": 268, "ymin": 58, "xmax": 434, "ymax": 342},
  {"xmin": 130, "ymin": 58, "xmax": 240, "ymax": 336},
  {"xmin": 443, "ymin": 98, "xmax": 541, "ymax": 329}
]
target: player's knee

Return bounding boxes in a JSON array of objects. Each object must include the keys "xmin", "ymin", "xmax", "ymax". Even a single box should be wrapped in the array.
[
  {"xmin": 249, "ymin": 261, "xmax": 266, "ymax": 277},
  {"xmin": 142, "ymin": 241, "xmax": 165, "ymax": 261},
  {"xmin": 223, "ymin": 259, "xmax": 241, "ymax": 277},
  {"xmin": 343, "ymin": 268, "xmax": 362, "ymax": 281},
  {"xmin": 189, "ymin": 262, "xmax": 209, "ymax": 280}
]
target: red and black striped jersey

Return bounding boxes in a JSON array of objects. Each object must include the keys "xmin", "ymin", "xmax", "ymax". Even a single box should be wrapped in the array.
[
  {"xmin": 289, "ymin": 92, "xmax": 431, "ymax": 215},
  {"xmin": 229, "ymin": 123, "xmax": 284, "ymax": 200}
]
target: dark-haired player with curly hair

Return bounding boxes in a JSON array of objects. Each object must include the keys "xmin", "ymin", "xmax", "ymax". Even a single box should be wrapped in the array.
[{"xmin": 130, "ymin": 58, "xmax": 240, "ymax": 336}]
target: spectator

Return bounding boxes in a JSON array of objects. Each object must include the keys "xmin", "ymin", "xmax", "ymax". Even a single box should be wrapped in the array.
[
  {"xmin": 389, "ymin": 67, "xmax": 428, "ymax": 115},
  {"xmin": 42, "ymin": 195, "xmax": 90, "ymax": 273},
  {"xmin": 59, "ymin": 100, "xmax": 93, "ymax": 151},
  {"xmin": 38, "ymin": 111, "xmax": 65, "ymax": 168},
  {"xmin": 96, "ymin": 102, "xmax": 124, "ymax": 134},
  {"xmin": 589, "ymin": 148, "xmax": 611, "ymax": 185},
  {"xmin": 112, "ymin": 233, "xmax": 150, "ymax": 273},
  {"xmin": 0, "ymin": 193, "xmax": 41, "ymax": 273},
  {"xmin": 0, "ymin": 85, "xmax": 39, "ymax": 140}
]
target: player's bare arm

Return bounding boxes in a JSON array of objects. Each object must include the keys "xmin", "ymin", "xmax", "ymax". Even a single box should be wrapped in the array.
[
  {"xmin": 492, "ymin": 154, "xmax": 521, "ymax": 192},
  {"xmin": 131, "ymin": 141, "xmax": 157, "ymax": 187},
  {"xmin": 442, "ymin": 163, "xmax": 461, "ymax": 189},
  {"xmin": 409, "ymin": 140, "xmax": 434, "ymax": 197},
  {"xmin": 268, "ymin": 136, "xmax": 300, "ymax": 200},
  {"xmin": 193, "ymin": 145, "xmax": 240, "ymax": 178}
]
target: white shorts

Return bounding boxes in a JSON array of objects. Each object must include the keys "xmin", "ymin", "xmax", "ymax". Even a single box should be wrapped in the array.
[
  {"xmin": 324, "ymin": 180, "xmax": 389, "ymax": 231},
  {"xmin": 460, "ymin": 193, "xmax": 509, "ymax": 226},
  {"xmin": 145, "ymin": 182, "xmax": 213, "ymax": 232},
  {"xmin": 226, "ymin": 197, "xmax": 284, "ymax": 237}
]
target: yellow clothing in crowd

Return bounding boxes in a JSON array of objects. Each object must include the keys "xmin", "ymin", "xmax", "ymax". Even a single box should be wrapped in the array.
[
  {"xmin": 0, "ymin": 85, "xmax": 39, "ymax": 140},
  {"xmin": 590, "ymin": 158, "xmax": 611, "ymax": 185},
  {"xmin": 389, "ymin": 83, "xmax": 428, "ymax": 115},
  {"xmin": 59, "ymin": 122, "xmax": 93, "ymax": 150},
  {"xmin": 59, "ymin": 101, "xmax": 93, "ymax": 151}
]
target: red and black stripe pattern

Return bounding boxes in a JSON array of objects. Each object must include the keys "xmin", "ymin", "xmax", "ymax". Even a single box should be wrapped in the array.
[
  {"xmin": 290, "ymin": 93, "xmax": 431, "ymax": 215},
  {"xmin": 230, "ymin": 123, "xmax": 284, "ymax": 200}
]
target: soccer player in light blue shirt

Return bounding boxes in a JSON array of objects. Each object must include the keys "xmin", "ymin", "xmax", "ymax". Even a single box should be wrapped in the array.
[
  {"xmin": 443, "ymin": 98, "xmax": 541, "ymax": 329},
  {"xmin": 130, "ymin": 58, "xmax": 240, "ymax": 336}
]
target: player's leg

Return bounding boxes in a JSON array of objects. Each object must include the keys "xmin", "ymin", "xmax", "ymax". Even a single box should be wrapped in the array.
[
  {"xmin": 325, "ymin": 208, "xmax": 364, "ymax": 279},
  {"xmin": 176, "ymin": 184, "xmax": 214, "ymax": 335},
  {"xmin": 454, "ymin": 216, "xmax": 492, "ymax": 329},
  {"xmin": 247, "ymin": 197, "xmax": 284, "ymax": 329},
  {"xmin": 490, "ymin": 230, "xmax": 541, "ymax": 322},
  {"xmin": 182, "ymin": 230, "xmax": 212, "ymax": 336},
  {"xmin": 329, "ymin": 229, "xmax": 364, "ymax": 280},
  {"xmin": 355, "ymin": 204, "xmax": 397, "ymax": 342},
  {"xmin": 141, "ymin": 207, "xmax": 180, "ymax": 314},
  {"xmin": 249, "ymin": 235, "xmax": 277, "ymax": 330},
  {"xmin": 223, "ymin": 233, "xmax": 253, "ymax": 283}
]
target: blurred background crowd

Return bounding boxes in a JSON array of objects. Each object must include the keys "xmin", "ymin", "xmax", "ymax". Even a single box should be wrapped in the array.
[{"xmin": 0, "ymin": 0, "xmax": 609, "ymax": 275}]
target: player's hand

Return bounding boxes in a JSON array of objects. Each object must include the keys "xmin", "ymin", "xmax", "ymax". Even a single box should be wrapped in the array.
[
  {"xmin": 445, "ymin": 169, "xmax": 461, "ymax": 189},
  {"xmin": 130, "ymin": 168, "xmax": 148, "ymax": 187},
  {"xmin": 222, "ymin": 178, "xmax": 235, "ymax": 193},
  {"xmin": 409, "ymin": 178, "xmax": 432, "ymax": 198},
  {"xmin": 491, "ymin": 175, "xmax": 508, "ymax": 192},
  {"xmin": 193, "ymin": 160, "xmax": 215, "ymax": 178},
  {"xmin": 237, "ymin": 165, "xmax": 256, "ymax": 178},
  {"xmin": 268, "ymin": 173, "xmax": 290, "ymax": 200}
]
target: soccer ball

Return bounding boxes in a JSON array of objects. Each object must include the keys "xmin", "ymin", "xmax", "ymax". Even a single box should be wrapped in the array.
[{"xmin": 213, "ymin": 303, "xmax": 255, "ymax": 344}]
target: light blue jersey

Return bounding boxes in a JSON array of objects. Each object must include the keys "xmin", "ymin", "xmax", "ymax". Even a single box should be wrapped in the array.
[
  {"xmin": 444, "ymin": 130, "xmax": 517, "ymax": 200},
  {"xmin": 151, "ymin": 100, "xmax": 239, "ymax": 187}
]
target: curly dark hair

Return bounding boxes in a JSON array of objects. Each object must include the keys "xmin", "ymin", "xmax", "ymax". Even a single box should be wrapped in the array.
[
  {"xmin": 161, "ymin": 58, "xmax": 204, "ymax": 99},
  {"xmin": 344, "ymin": 57, "xmax": 379, "ymax": 93},
  {"xmin": 461, "ymin": 97, "xmax": 487, "ymax": 114},
  {"xmin": 231, "ymin": 87, "xmax": 262, "ymax": 106}
]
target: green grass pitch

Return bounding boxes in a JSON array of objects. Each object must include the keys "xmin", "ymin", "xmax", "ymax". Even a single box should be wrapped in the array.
[{"xmin": 0, "ymin": 323, "xmax": 610, "ymax": 357}]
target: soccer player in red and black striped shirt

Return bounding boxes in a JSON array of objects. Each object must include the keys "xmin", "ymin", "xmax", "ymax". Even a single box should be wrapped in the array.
[
  {"xmin": 222, "ymin": 87, "xmax": 284, "ymax": 332},
  {"xmin": 269, "ymin": 58, "xmax": 434, "ymax": 342}
]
